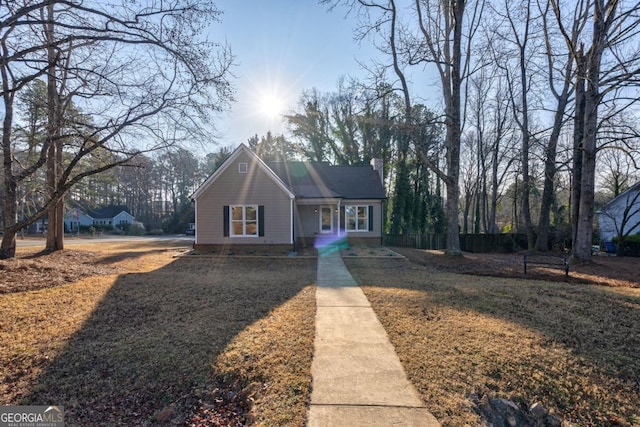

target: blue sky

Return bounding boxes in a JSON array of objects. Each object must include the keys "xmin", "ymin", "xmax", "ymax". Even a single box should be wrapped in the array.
[{"xmin": 208, "ymin": 1, "xmax": 381, "ymax": 147}]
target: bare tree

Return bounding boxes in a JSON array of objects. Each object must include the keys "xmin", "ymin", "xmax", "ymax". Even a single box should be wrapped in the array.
[
  {"xmin": 327, "ymin": 0, "xmax": 484, "ymax": 254},
  {"xmin": 551, "ymin": 0, "xmax": 640, "ymax": 262},
  {"xmin": 460, "ymin": 133, "xmax": 478, "ymax": 233},
  {"xmin": 466, "ymin": 70, "xmax": 488, "ymax": 233},
  {"xmin": 534, "ymin": 0, "xmax": 581, "ymax": 251},
  {"xmin": 467, "ymin": 46, "xmax": 518, "ymax": 234},
  {"xmin": 486, "ymin": 81, "xmax": 518, "ymax": 234},
  {"xmin": 414, "ymin": 0, "xmax": 485, "ymax": 254},
  {"xmin": 286, "ymin": 89, "xmax": 333, "ymax": 162},
  {"xmin": 0, "ymin": 0, "xmax": 234, "ymax": 258},
  {"xmin": 597, "ymin": 141, "xmax": 639, "ymax": 198},
  {"xmin": 490, "ymin": 0, "xmax": 544, "ymax": 248},
  {"xmin": 465, "ymin": 64, "xmax": 517, "ymax": 234}
]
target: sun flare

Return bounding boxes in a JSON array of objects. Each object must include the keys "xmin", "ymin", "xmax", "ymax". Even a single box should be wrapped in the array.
[{"xmin": 258, "ymin": 92, "xmax": 285, "ymax": 120}]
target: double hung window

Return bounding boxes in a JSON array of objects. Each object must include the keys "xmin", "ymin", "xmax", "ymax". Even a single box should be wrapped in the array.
[
  {"xmin": 345, "ymin": 205, "xmax": 368, "ymax": 231},
  {"xmin": 231, "ymin": 205, "xmax": 258, "ymax": 236}
]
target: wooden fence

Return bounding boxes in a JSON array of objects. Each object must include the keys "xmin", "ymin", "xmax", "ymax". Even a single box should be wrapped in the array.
[{"xmin": 383, "ymin": 233, "xmax": 529, "ymax": 253}]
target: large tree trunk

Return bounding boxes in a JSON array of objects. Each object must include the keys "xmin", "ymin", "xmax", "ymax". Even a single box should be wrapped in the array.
[
  {"xmin": 488, "ymin": 140, "xmax": 500, "ymax": 233},
  {"xmin": 473, "ymin": 185, "xmax": 481, "ymax": 233},
  {"xmin": 1, "ymin": 40, "xmax": 17, "ymax": 259},
  {"xmin": 573, "ymin": 85, "xmax": 599, "ymax": 261},
  {"xmin": 1, "ymin": 94, "xmax": 17, "ymax": 259},
  {"xmin": 574, "ymin": 0, "xmax": 608, "ymax": 262},
  {"xmin": 444, "ymin": 125, "xmax": 462, "ymax": 254},
  {"xmin": 44, "ymin": 3, "xmax": 64, "ymax": 252},
  {"xmin": 518, "ymin": 41, "xmax": 535, "ymax": 250},
  {"xmin": 462, "ymin": 189, "xmax": 471, "ymax": 234},
  {"xmin": 535, "ymin": 88, "xmax": 570, "ymax": 251},
  {"xmin": 535, "ymin": 140, "xmax": 558, "ymax": 251},
  {"xmin": 571, "ymin": 50, "xmax": 586, "ymax": 252},
  {"xmin": 442, "ymin": 0, "xmax": 465, "ymax": 256}
]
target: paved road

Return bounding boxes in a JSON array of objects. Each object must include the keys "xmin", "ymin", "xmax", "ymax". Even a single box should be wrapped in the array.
[{"xmin": 15, "ymin": 235, "xmax": 194, "ymax": 247}]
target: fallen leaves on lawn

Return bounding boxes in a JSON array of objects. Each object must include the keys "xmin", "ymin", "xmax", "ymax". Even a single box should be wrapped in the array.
[
  {"xmin": 0, "ymin": 250, "xmax": 121, "ymax": 293},
  {"xmin": 393, "ymin": 247, "xmax": 640, "ymax": 288},
  {"xmin": 185, "ymin": 376, "xmax": 252, "ymax": 427},
  {"xmin": 345, "ymin": 255, "xmax": 640, "ymax": 427},
  {"xmin": 2, "ymin": 242, "xmax": 315, "ymax": 427}
]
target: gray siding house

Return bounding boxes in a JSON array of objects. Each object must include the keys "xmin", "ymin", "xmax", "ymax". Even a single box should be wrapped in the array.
[
  {"xmin": 191, "ymin": 144, "xmax": 386, "ymax": 250},
  {"xmin": 598, "ymin": 181, "xmax": 640, "ymax": 244}
]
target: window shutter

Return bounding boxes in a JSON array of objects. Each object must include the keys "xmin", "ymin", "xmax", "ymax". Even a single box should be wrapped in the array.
[
  {"xmin": 258, "ymin": 205, "xmax": 265, "ymax": 236},
  {"xmin": 223, "ymin": 206, "xmax": 229, "ymax": 237},
  {"xmin": 340, "ymin": 206, "xmax": 345, "ymax": 230},
  {"xmin": 368, "ymin": 205, "xmax": 374, "ymax": 231}
]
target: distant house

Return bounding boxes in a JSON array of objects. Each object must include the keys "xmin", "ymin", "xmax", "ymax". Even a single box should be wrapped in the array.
[
  {"xmin": 27, "ymin": 218, "xmax": 48, "ymax": 234},
  {"xmin": 64, "ymin": 208, "xmax": 94, "ymax": 232},
  {"xmin": 190, "ymin": 144, "xmax": 386, "ymax": 249},
  {"xmin": 64, "ymin": 205, "xmax": 136, "ymax": 231},
  {"xmin": 185, "ymin": 222, "xmax": 196, "ymax": 236},
  {"xmin": 597, "ymin": 181, "xmax": 640, "ymax": 244}
]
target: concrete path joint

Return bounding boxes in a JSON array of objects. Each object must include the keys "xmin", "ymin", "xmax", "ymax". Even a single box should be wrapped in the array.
[{"xmin": 308, "ymin": 249, "xmax": 440, "ymax": 427}]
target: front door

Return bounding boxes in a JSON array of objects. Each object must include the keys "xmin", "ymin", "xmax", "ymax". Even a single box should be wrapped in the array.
[{"xmin": 320, "ymin": 206, "xmax": 333, "ymax": 234}]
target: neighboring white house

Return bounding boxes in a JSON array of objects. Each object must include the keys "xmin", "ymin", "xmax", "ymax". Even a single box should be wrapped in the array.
[
  {"xmin": 597, "ymin": 181, "xmax": 640, "ymax": 243},
  {"xmin": 64, "ymin": 208, "xmax": 94, "ymax": 232},
  {"xmin": 27, "ymin": 218, "xmax": 48, "ymax": 234},
  {"xmin": 64, "ymin": 205, "xmax": 136, "ymax": 231}
]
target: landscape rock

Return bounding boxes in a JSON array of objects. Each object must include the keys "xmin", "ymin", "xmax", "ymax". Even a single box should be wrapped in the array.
[
  {"xmin": 530, "ymin": 402, "xmax": 548, "ymax": 419},
  {"xmin": 155, "ymin": 407, "xmax": 175, "ymax": 423},
  {"xmin": 471, "ymin": 394, "xmax": 563, "ymax": 427}
]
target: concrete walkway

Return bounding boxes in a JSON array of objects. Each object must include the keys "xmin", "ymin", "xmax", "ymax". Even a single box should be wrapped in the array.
[{"xmin": 308, "ymin": 248, "xmax": 440, "ymax": 427}]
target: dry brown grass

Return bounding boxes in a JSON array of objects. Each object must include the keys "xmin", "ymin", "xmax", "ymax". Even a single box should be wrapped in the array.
[
  {"xmin": 393, "ymin": 247, "xmax": 640, "ymax": 288},
  {"xmin": 6, "ymin": 239, "xmax": 640, "ymax": 426},
  {"xmin": 344, "ymin": 255, "xmax": 640, "ymax": 427},
  {"xmin": 1, "ymin": 240, "xmax": 316, "ymax": 426}
]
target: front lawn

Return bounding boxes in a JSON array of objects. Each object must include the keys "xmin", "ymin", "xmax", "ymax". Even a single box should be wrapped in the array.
[
  {"xmin": 0, "ymin": 241, "xmax": 316, "ymax": 426},
  {"xmin": 344, "ymin": 255, "xmax": 640, "ymax": 426}
]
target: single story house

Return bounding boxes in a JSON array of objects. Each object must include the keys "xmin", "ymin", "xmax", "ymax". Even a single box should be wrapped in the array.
[
  {"xmin": 26, "ymin": 218, "xmax": 47, "ymax": 234},
  {"xmin": 191, "ymin": 144, "xmax": 387, "ymax": 250},
  {"xmin": 597, "ymin": 181, "xmax": 640, "ymax": 243},
  {"xmin": 64, "ymin": 205, "xmax": 136, "ymax": 231},
  {"xmin": 64, "ymin": 208, "xmax": 95, "ymax": 231}
]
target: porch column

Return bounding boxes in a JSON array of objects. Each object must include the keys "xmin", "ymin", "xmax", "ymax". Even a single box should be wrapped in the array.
[{"xmin": 336, "ymin": 200, "xmax": 341, "ymax": 237}]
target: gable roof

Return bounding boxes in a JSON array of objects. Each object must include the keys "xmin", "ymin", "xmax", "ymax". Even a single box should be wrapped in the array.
[
  {"xmin": 191, "ymin": 144, "xmax": 295, "ymax": 200},
  {"xmin": 268, "ymin": 161, "xmax": 386, "ymax": 200},
  {"xmin": 88, "ymin": 205, "xmax": 132, "ymax": 219},
  {"xmin": 191, "ymin": 144, "xmax": 387, "ymax": 201},
  {"xmin": 599, "ymin": 181, "xmax": 640, "ymax": 211}
]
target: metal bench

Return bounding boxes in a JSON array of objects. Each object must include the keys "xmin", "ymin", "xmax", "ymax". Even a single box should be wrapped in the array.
[{"xmin": 523, "ymin": 252, "xmax": 569, "ymax": 277}]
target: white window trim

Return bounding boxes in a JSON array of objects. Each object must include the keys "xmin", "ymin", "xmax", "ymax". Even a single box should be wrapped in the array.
[
  {"xmin": 345, "ymin": 205, "xmax": 368, "ymax": 232},
  {"xmin": 238, "ymin": 162, "xmax": 248, "ymax": 173},
  {"xmin": 230, "ymin": 205, "xmax": 258, "ymax": 237}
]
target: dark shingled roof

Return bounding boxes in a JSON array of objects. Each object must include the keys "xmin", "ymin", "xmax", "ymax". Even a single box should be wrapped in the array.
[
  {"xmin": 88, "ymin": 205, "xmax": 132, "ymax": 219},
  {"xmin": 267, "ymin": 161, "xmax": 386, "ymax": 199}
]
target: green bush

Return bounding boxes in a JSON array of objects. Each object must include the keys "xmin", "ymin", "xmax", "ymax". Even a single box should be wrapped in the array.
[
  {"xmin": 128, "ymin": 224, "xmax": 145, "ymax": 236},
  {"xmin": 612, "ymin": 234, "xmax": 640, "ymax": 257},
  {"xmin": 80, "ymin": 225, "xmax": 112, "ymax": 235}
]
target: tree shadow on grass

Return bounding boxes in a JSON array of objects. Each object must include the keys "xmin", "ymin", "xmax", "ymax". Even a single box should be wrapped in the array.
[
  {"xmin": 344, "ymin": 257, "xmax": 640, "ymax": 425},
  {"xmin": 93, "ymin": 249, "xmax": 179, "ymax": 265},
  {"xmin": 20, "ymin": 256, "xmax": 316, "ymax": 425}
]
